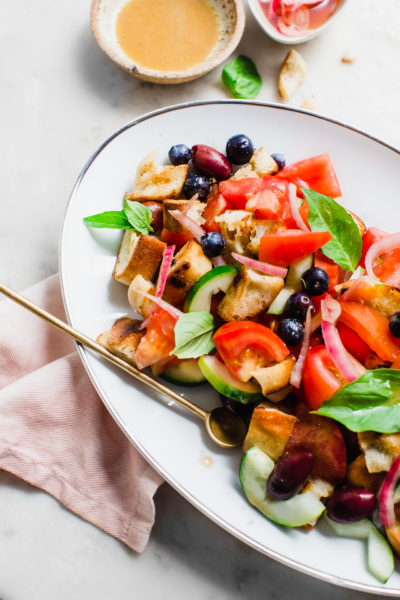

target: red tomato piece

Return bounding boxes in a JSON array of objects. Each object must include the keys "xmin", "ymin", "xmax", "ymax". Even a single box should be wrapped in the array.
[
  {"xmin": 336, "ymin": 322, "xmax": 371, "ymax": 364},
  {"xmin": 360, "ymin": 227, "xmax": 389, "ymax": 268},
  {"xmin": 303, "ymin": 345, "xmax": 347, "ymax": 410},
  {"xmin": 276, "ymin": 154, "xmax": 341, "ymax": 198},
  {"xmin": 213, "ymin": 321, "xmax": 289, "ymax": 382},
  {"xmin": 219, "ymin": 178, "xmax": 262, "ymax": 209},
  {"xmin": 373, "ymin": 249, "xmax": 400, "ymax": 288},
  {"xmin": 134, "ymin": 308, "xmax": 177, "ymax": 370},
  {"xmin": 312, "ymin": 291, "xmax": 329, "ymax": 314},
  {"xmin": 202, "ymin": 190, "xmax": 232, "ymax": 233},
  {"xmin": 314, "ymin": 253, "xmax": 341, "ymax": 293},
  {"xmin": 280, "ymin": 189, "xmax": 310, "ymax": 229},
  {"xmin": 259, "ymin": 230, "xmax": 332, "ymax": 267},
  {"xmin": 160, "ymin": 228, "xmax": 193, "ymax": 250},
  {"xmin": 338, "ymin": 302, "xmax": 400, "ymax": 363},
  {"xmin": 246, "ymin": 177, "xmax": 288, "ymax": 220}
]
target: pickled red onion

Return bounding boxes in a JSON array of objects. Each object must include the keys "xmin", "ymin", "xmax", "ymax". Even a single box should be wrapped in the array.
[
  {"xmin": 288, "ymin": 182, "xmax": 309, "ymax": 231},
  {"xmin": 365, "ymin": 232, "xmax": 400, "ymax": 287},
  {"xmin": 290, "ymin": 306, "xmax": 312, "ymax": 388},
  {"xmin": 169, "ymin": 209, "xmax": 205, "ymax": 242},
  {"xmin": 136, "ymin": 290, "xmax": 182, "ymax": 320},
  {"xmin": 212, "ymin": 255, "xmax": 227, "ymax": 267},
  {"xmin": 140, "ymin": 245, "xmax": 176, "ymax": 330},
  {"xmin": 231, "ymin": 252, "xmax": 288, "ymax": 278},
  {"xmin": 379, "ymin": 456, "xmax": 400, "ymax": 527}
]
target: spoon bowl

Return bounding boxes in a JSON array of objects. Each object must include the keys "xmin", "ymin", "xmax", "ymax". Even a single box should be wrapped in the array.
[{"xmin": 206, "ymin": 407, "xmax": 248, "ymax": 448}]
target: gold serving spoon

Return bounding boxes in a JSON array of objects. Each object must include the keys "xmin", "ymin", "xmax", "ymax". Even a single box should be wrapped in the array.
[{"xmin": 0, "ymin": 282, "xmax": 247, "ymax": 449}]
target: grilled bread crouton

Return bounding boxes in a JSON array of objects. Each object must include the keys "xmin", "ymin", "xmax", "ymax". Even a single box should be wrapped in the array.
[
  {"xmin": 113, "ymin": 230, "xmax": 166, "ymax": 286},
  {"xmin": 251, "ymin": 357, "xmax": 295, "ymax": 395},
  {"xmin": 126, "ymin": 151, "xmax": 188, "ymax": 201},
  {"xmin": 346, "ymin": 454, "xmax": 384, "ymax": 493},
  {"xmin": 163, "ymin": 199, "xmax": 205, "ymax": 233},
  {"xmin": 215, "ymin": 210, "xmax": 254, "ymax": 255},
  {"xmin": 243, "ymin": 403, "xmax": 297, "ymax": 462},
  {"xmin": 301, "ymin": 477, "xmax": 334, "ymax": 529},
  {"xmin": 229, "ymin": 148, "xmax": 278, "ymax": 180},
  {"xmin": 230, "ymin": 163, "xmax": 258, "ymax": 181},
  {"xmin": 358, "ymin": 431, "xmax": 400, "ymax": 473},
  {"xmin": 97, "ymin": 317, "xmax": 144, "ymax": 365},
  {"xmin": 247, "ymin": 219, "xmax": 283, "ymax": 255},
  {"xmin": 279, "ymin": 49, "xmax": 307, "ymax": 100},
  {"xmin": 163, "ymin": 240, "xmax": 212, "ymax": 305},
  {"xmin": 128, "ymin": 275, "xmax": 155, "ymax": 318},
  {"xmin": 217, "ymin": 266, "xmax": 284, "ymax": 321}
]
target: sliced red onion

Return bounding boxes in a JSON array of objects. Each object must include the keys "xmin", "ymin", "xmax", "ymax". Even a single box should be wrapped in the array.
[
  {"xmin": 139, "ymin": 245, "xmax": 175, "ymax": 330},
  {"xmin": 365, "ymin": 232, "xmax": 400, "ymax": 287},
  {"xmin": 231, "ymin": 252, "xmax": 288, "ymax": 278},
  {"xmin": 321, "ymin": 297, "xmax": 360, "ymax": 382},
  {"xmin": 379, "ymin": 456, "xmax": 400, "ymax": 527},
  {"xmin": 136, "ymin": 290, "xmax": 182, "ymax": 320},
  {"xmin": 350, "ymin": 266, "xmax": 366, "ymax": 280},
  {"xmin": 212, "ymin": 255, "xmax": 227, "ymax": 267},
  {"xmin": 277, "ymin": 18, "xmax": 308, "ymax": 36},
  {"xmin": 288, "ymin": 182, "xmax": 309, "ymax": 231},
  {"xmin": 169, "ymin": 209, "xmax": 205, "ymax": 242},
  {"xmin": 182, "ymin": 193, "xmax": 198, "ymax": 215},
  {"xmin": 290, "ymin": 306, "xmax": 312, "ymax": 388}
]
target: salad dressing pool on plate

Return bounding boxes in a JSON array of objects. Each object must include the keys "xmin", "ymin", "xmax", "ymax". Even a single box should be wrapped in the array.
[{"xmin": 116, "ymin": 0, "xmax": 220, "ymax": 72}]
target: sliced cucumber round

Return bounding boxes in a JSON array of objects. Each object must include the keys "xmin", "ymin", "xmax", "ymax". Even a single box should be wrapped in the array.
[
  {"xmin": 184, "ymin": 265, "xmax": 239, "ymax": 313},
  {"xmin": 268, "ymin": 255, "xmax": 314, "ymax": 315},
  {"xmin": 198, "ymin": 355, "xmax": 262, "ymax": 403},
  {"xmin": 324, "ymin": 515, "xmax": 394, "ymax": 583},
  {"xmin": 239, "ymin": 446, "xmax": 325, "ymax": 527},
  {"xmin": 161, "ymin": 359, "xmax": 206, "ymax": 386}
]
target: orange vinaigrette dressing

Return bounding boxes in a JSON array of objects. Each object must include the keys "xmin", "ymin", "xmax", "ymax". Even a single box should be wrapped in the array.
[{"xmin": 116, "ymin": 0, "xmax": 220, "ymax": 72}]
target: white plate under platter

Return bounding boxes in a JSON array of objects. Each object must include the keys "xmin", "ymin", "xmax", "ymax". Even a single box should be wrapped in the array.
[{"xmin": 60, "ymin": 100, "xmax": 400, "ymax": 595}]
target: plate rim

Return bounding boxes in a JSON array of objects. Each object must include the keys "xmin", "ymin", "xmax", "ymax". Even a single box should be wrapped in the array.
[{"xmin": 60, "ymin": 100, "xmax": 400, "ymax": 596}]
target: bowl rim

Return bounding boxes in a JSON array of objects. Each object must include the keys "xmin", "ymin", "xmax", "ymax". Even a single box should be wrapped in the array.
[
  {"xmin": 60, "ymin": 99, "xmax": 400, "ymax": 596},
  {"xmin": 90, "ymin": 0, "xmax": 246, "ymax": 83},
  {"xmin": 247, "ymin": 0, "xmax": 349, "ymax": 45}
]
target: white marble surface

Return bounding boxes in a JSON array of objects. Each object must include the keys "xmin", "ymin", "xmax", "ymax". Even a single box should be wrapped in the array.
[{"xmin": 1, "ymin": 1, "xmax": 400, "ymax": 598}]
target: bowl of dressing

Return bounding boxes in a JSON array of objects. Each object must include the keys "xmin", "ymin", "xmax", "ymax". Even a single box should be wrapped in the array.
[
  {"xmin": 247, "ymin": 0, "xmax": 348, "ymax": 44},
  {"xmin": 91, "ymin": 0, "xmax": 246, "ymax": 84}
]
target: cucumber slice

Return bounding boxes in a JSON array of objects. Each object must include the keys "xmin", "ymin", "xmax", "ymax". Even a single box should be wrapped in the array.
[
  {"xmin": 161, "ymin": 359, "xmax": 206, "ymax": 386},
  {"xmin": 184, "ymin": 265, "xmax": 239, "ymax": 312},
  {"xmin": 324, "ymin": 515, "xmax": 395, "ymax": 583},
  {"xmin": 268, "ymin": 255, "xmax": 313, "ymax": 315},
  {"xmin": 198, "ymin": 355, "xmax": 262, "ymax": 403},
  {"xmin": 239, "ymin": 446, "xmax": 325, "ymax": 527}
]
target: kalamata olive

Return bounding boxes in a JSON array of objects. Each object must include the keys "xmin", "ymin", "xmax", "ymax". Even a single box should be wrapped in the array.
[
  {"xmin": 191, "ymin": 144, "xmax": 232, "ymax": 181},
  {"xmin": 267, "ymin": 451, "xmax": 314, "ymax": 500},
  {"xmin": 142, "ymin": 201, "xmax": 163, "ymax": 232},
  {"xmin": 326, "ymin": 486, "xmax": 376, "ymax": 523}
]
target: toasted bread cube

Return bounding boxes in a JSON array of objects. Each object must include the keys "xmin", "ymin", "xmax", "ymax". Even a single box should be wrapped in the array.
[
  {"xmin": 249, "ymin": 147, "xmax": 278, "ymax": 177},
  {"xmin": 218, "ymin": 266, "xmax": 284, "ymax": 321},
  {"xmin": 97, "ymin": 317, "xmax": 144, "ymax": 365},
  {"xmin": 243, "ymin": 403, "xmax": 297, "ymax": 462},
  {"xmin": 251, "ymin": 357, "xmax": 295, "ymax": 395},
  {"xmin": 163, "ymin": 199, "xmax": 205, "ymax": 233},
  {"xmin": 113, "ymin": 230, "xmax": 166, "ymax": 286},
  {"xmin": 163, "ymin": 240, "xmax": 212, "ymax": 305},
  {"xmin": 279, "ymin": 49, "xmax": 307, "ymax": 100},
  {"xmin": 230, "ymin": 163, "xmax": 258, "ymax": 181},
  {"xmin": 358, "ymin": 431, "xmax": 400, "ymax": 473},
  {"xmin": 128, "ymin": 275, "xmax": 155, "ymax": 318},
  {"xmin": 126, "ymin": 151, "xmax": 188, "ymax": 201},
  {"xmin": 346, "ymin": 454, "xmax": 384, "ymax": 493},
  {"xmin": 215, "ymin": 210, "xmax": 254, "ymax": 255},
  {"xmin": 248, "ymin": 219, "xmax": 283, "ymax": 255}
]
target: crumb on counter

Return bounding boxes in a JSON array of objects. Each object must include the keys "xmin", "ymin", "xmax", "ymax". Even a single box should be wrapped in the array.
[
  {"xmin": 301, "ymin": 97, "xmax": 316, "ymax": 110},
  {"xmin": 342, "ymin": 49, "xmax": 358, "ymax": 64}
]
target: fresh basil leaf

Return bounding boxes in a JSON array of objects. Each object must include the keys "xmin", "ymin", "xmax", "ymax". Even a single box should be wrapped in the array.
[
  {"xmin": 313, "ymin": 369, "xmax": 400, "ymax": 433},
  {"xmin": 123, "ymin": 199, "xmax": 153, "ymax": 235},
  {"xmin": 222, "ymin": 55, "xmax": 262, "ymax": 100},
  {"xmin": 83, "ymin": 210, "xmax": 132, "ymax": 229},
  {"xmin": 303, "ymin": 188, "xmax": 362, "ymax": 271},
  {"xmin": 172, "ymin": 311, "xmax": 215, "ymax": 359}
]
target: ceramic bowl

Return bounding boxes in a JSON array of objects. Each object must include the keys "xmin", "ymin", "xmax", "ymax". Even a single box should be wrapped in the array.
[
  {"xmin": 91, "ymin": 0, "xmax": 246, "ymax": 84},
  {"xmin": 247, "ymin": 0, "xmax": 349, "ymax": 45}
]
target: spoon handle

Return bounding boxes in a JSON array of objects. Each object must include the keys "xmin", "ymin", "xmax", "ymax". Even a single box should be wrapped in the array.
[{"xmin": 0, "ymin": 282, "xmax": 207, "ymax": 421}]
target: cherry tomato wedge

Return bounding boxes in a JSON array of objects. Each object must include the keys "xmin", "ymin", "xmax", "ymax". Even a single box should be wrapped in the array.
[
  {"xmin": 219, "ymin": 178, "xmax": 262, "ymax": 210},
  {"xmin": 259, "ymin": 230, "xmax": 332, "ymax": 267},
  {"xmin": 202, "ymin": 189, "xmax": 232, "ymax": 233},
  {"xmin": 245, "ymin": 182, "xmax": 283, "ymax": 220},
  {"xmin": 213, "ymin": 321, "xmax": 289, "ymax": 382},
  {"xmin": 161, "ymin": 228, "xmax": 194, "ymax": 250},
  {"xmin": 373, "ymin": 248, "xmax": 400, "ymax": 288},
  {"xmin": 276, "ymin": 154, "xmax": 341, "ymax": 198},
  {"xmin": 338, "ymin": 302, "xmax": 400, "ymax": 363},
  {"xmin": 360, "ymin": 227, "xmax": 389, "ymax": 268},
  {"xmin": 303, "ymin": 345, "xmax": 347, "ymax": 410},
  {"xmin": 336, "ymin": 322, "xmax": 371, "ymax": 364},
  {"xmin": 134, "ymin": 308, "xmax": 177, "ymax": 370}
]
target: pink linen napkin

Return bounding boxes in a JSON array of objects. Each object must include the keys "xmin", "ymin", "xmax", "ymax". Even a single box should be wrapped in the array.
[{"xmin": 0, "ymin": 274, "xmax": 164, "ymax": 552}]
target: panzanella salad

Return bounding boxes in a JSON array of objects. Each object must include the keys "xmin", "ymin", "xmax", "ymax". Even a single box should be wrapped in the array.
[{"xmin": 84, "ymin": 135, "xmax": 400, "ymax": 583}]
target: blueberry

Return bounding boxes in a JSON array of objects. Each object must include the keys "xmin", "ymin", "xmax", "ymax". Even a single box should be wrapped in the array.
[
  {"xmin": 183, "ymin": 174, "xmax": 211, "ymax": 201},
  {"xmin": 286, "ymin": 292, "xmax": 314, "ymax": 321},
  {"xmin": 200, "ymin": 232, "xmax": 226, "ymax": 257},
  {"xmin": 389, "ymin": 312, "xmax": 400, "ymax": 338},
  {"xmin": 301, "ymin": 267, "xmax": 330, "ymax": 297},
  {"xmin": 226, "ymin": 134, "xmax": 255, "ymax": 165},
  {"xmin": 277, "ymin": 318, "xmax": 304, "ymax": 346},
  {"xmin": 271, "ymin": 153, "xmax": 286, "ymax": 171},
  {"xmin": 168, "ymin": 144, "xmax": 192, "ymax": 165}
]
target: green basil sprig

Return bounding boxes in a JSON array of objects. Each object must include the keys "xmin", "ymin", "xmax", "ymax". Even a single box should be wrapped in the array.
[
  {"xmin": 83, "ymin": 200, "xmax": 153, "ymax": 235},
  {"xmin": 172, "ymin": 312, "xmax": 215, "ymax": 359},
  {"xmin": 313, "ymin": 369, "xmax": 400, "ymax": 433},
  {"xmin": 222, "ymin": 55, "xmax": 262, "ymax": 100},
  {"xmin": 302, "ymin": 189, "xmax": 362, "ymax": 271}
]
